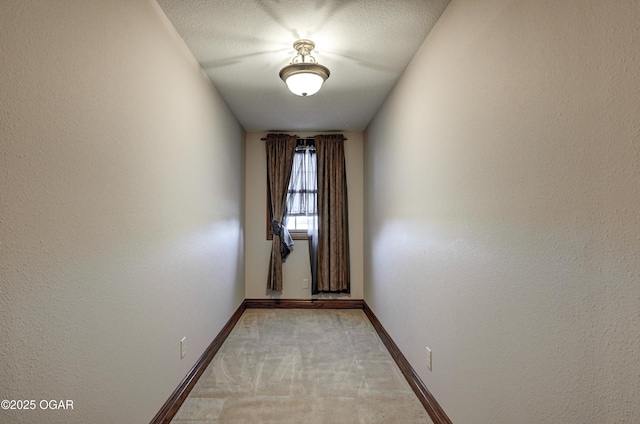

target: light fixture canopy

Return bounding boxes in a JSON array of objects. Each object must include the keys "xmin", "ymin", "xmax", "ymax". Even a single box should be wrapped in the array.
[{"xmin": 279, "ymin": 39, "xmax": 330, "ymax": 97}]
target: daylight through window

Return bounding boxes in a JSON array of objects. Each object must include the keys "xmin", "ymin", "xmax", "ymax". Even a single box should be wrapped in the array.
[{"xmin": 284, "ymin": 144, "xmax": 317, "ymax": 232}]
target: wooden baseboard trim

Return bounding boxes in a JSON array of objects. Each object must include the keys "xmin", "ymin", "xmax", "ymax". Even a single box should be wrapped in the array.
[
  {"xmin": 363, "ymin": 302, "xmax": 453, "ymax": 424},
  {"xmin": 149, "ymin": 300, "xmax": 247, "ymax": 424},
  {"xmin": 150, "ymin": 298, "xmax": 450, "ymax": 424},
  {"xmin": 245, "ymin": 298, "xmax": 364, "ymax": 309}
]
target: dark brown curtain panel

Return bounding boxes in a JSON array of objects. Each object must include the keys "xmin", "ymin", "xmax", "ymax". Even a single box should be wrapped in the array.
[
  {"xmin": 265, "ymin": 133, "xmax": 297, "ymax": 291},
  {"xmin": 310, "ymin": 134, "xmax": 350, "ymax": 294}
]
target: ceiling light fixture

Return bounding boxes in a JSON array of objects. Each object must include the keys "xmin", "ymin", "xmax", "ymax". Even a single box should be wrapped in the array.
[{"xmin": 279, "ymin": 39, "xmax": 330, "ymax": 97}]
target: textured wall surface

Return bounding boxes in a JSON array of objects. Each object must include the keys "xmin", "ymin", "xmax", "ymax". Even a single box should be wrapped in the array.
[
  {"xmin": 244, "ymin": 132, "xmax": 364, "ymax": 299},
  {"xmin": 364, "ymin": 0, "xmax": 640, "ymax": 423},
  {"xmin": 0, "ymin": 1, "xmax": 245, "ymax": 423}
]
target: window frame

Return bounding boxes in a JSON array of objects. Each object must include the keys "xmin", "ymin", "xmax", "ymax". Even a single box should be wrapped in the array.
[{"xmin": 266, "ymin": 141, "xmax": 316, "ymax": 241}]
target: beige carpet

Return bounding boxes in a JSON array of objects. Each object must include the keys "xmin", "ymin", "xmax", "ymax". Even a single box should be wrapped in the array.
[{"xmin": 170, "ymin": 309, "xmax": 433, "ymax": 424}]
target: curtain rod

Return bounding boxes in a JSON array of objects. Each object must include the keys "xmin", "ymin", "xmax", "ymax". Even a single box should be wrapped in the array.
[{"xmin": 260, "ymin": 136, "xmax": 347, "ymax": 141}]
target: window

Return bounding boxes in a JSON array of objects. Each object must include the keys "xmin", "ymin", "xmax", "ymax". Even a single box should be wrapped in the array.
[
  {"xmin": 286, "ymin": 145, "xmax": 316, "ymax": 232},
  {"xmin": 267, "ymin": 143, "xmax": 317, "ymax": 240}
]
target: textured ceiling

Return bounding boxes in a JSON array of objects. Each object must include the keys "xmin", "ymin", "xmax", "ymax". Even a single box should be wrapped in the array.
[{"xmin": 156, "ymin": 0, "xmax": 449, "ymax": 132}]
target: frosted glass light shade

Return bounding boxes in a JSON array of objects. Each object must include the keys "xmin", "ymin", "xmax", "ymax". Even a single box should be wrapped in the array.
[
  {"xmin": 279, "ymin": 40, "xmax": 330, "ymax": 97},
  {"xmin": 285, "ymin": 72, "xmax": 325, "ymax": 97}
]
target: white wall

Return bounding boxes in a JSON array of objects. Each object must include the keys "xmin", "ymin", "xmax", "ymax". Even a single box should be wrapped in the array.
[
  {"xmin": 0, "ymin": 1, "xmax": 245, "ymax": 423},
  {"xmin": 364, "ymin": 1, "xmax": 640, "ymax": 423},
  {"xmin": 245, "ymin": 132, "xmax": 364, "ymax": 299}
]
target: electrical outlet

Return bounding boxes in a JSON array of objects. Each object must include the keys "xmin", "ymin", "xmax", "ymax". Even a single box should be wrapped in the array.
[
  {"xmin": 180, "ymin": 337, "xmax": 186, "ymax": 359},
  {"xmin": 303, "ymin": 279, "xmax": 309, "ymax": 289},
  {"xmin": 425, "ymin": 347, "xmax": 432, "ymax": 370}
]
